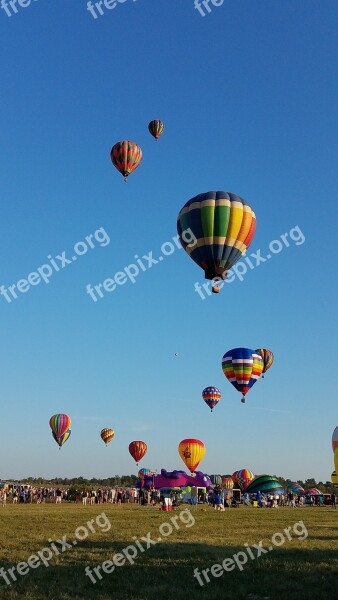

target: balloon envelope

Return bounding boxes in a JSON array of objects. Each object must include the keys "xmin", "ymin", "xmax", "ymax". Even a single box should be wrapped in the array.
[
  {"xmin": 222, "ymin": 348, "xmax": 263, "ymax": 402},
  {"xmin": 129, "ymin": 441, "xmax": 147, "ymax": 464},
  {"xmin": 202, "ymin": 387, "xmax": 221, "ymax": 412},
  {"xmin": 178, "ymin": 439, "xmax": 206, "ymax": 473},
  {"xmin": 177, "ymin": 191, "xmax": 256, "ymax": 283},
  {"xmin": 222, "ymin": 477, "xmax": 234, "ymax": 490},
  {"xmin": 305, "ymin": 488, "xmax": 323, "ymax": 496},
  {"xmin": 148, "ymin": 120, "xmax": 164, "ymax": 140},
  {"xmin": 52, "ymin": 429, "xmax": 71, "ymax": 448},
  {"xmin": 285, "ymin": 482, "xmax": 305, "ymax": 496},
  {"xmin": 110, "ymin": 140, "xmax": 142, "ymax": 181},
  {"xmin": 332, "ymin": 426, "xmax": 338, "ymax": 451},
  {"xmin": 245, "ymin": 475, "xmax": 283, "ymax": 494},
  {"xmin": 209, "ymin": 474, "xmax": 222, "ymax": 486},
  {"xmin": 255, "ymin": 349, "xmax": 274, "ymax": 375},
  {"xmin": 101, "ymin": 428, "xmax": 114, "ymax": 445},
  {"xmin": 331, "ymin": 470, "xmax": 338, "ymax": 485},
  {"xmin": 49, "ymin": 414, "xmax": 71, "ymax": 439},
  {"xmin": 138, "ymin": 468, "xmax": 153, "ymax": 480},
  {"xmin": 335, "ymin": 447, "xmax": 338, "ymax": 475},
  {"xmin": 233, "ymin": 469, "xmax": 255, "ymax": 490}
]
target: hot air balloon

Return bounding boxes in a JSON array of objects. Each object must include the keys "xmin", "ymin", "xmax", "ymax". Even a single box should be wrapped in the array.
[
  {"xmin": 178, "ymin": 439, "xmax": 206, "ymax": 474},
  {"xmin": 209, "ymin": 475, "xmax": 222, "ymax": 486},
  {"xmin": 331, "ymin": 471, "xmax": 338, "ymax": 486},
  {"xmin": 245, "ymin": 475, "xmax": 284, "ymax": 495},
  {"xmin": 110, "ymin": 141, "xmax": 142, "ymax": 182},
  {"xmin": 100, "ymin": 428, "xmax": 114, "ymax": 446},
  {"xmin": 177, "ymin": 191, "xmax": 256, "ymax": 293},
  {"xmin": 49, "ymin": 414, "xmax": 72, "ymax": 449},
  {"xmin": 332, "ymin": 426, "xmax": 338, "ymax": 451},
  {"xmin": 255, "ymin": 349, "xmax": 274, "ymax": 378},
  {"xmin": 52, "ymin": 429, "xmax": 71, "ymax": 448},
  {"xmin": 202, "ymin": 386, "xmax": 221, "ymax": 412},
  {"xmin": 335, "ymin": 447, "xmax": 338, "ymax": 475},
  {"xmin": 129, "ymin": 441, "xmax": 147, "ymax": 465},
  {"xmin": 232, "ymin": 469, "xmax": 255, "ymax": 490},
  {"xmin": 285, "ymin": 482, "xmax": 305, "ymax": 496},
  {"xmin": 138, "ymin": 468, "xmax": 153, "ymax": 480},
  {"xmin": 222, "ymin": 348, "xmax": 263, "ymax": 403},
  {"xmin": 222, "ymin": 477, "xmax": 234, "ymax": 490},
  {"xmin": 305, "ymin": 488, "xmax": 323, "ymax": 496},
  {"xmin": 148, "ymin": 120, "xmax": 164, "ymax": 140}
]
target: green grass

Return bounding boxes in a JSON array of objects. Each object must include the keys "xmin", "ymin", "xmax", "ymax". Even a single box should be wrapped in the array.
[{"xmin": 0, "ymin": 504, "xmax": 337, "ymax": 599}]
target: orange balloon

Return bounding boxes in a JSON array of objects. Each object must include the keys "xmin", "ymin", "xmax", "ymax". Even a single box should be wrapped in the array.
[
  {"xmin": 178, "ymin": 439, "xmax": 206, "ymax": 474},
  {"xmin": 129, "ymin": 441, "xmax": 147, "ymax": 465},
  {"xmin": 100, "ymin": 428, "xmax": 114, "ymax": 446}
]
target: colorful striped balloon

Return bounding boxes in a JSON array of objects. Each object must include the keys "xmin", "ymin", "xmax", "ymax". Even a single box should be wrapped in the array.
[
  {"xmin": 138, "ymin": 468, "xmax": 153, "ymax": 480},
  {"xmin": 285, "ymin": 482, "xmax": 305, "ymax": 496},
  {"xmin": 202, "ymin": 386, "xmax": 221, "ymax": 412},
  {"xmin": 305, "ymin": 488, "xmax": 323, "ymax": 495},
  {"xmin": 177, "ymin": 191, "xmax": 256, "ymax": 287},
  {"xmin": 222, "ymin": 348, "xmax": 263, "ymax": 403},
  {"xmin": 110, "ymin": 140, "xmax": 142, "ymax": 182},
  {"xmin": 49, "ymin": 414, "xmax": 71, "ymax": 440},
  {"xmin": 332, "ymin": 426, "xmax": 338, "ymax": 451},
  {"xmin": 148, "ymin": 120, "xmax": 164, "ymax": 140},
  {"xmin": 129, "ymin": 441, "xmax": 147, "ymax": 465},
  {"xmin": 100, "ymin": 428, "xmax": 115, "ymax": 446},
  {"xmin": 222, "ymin": 477, "xmax": 234, "ymax": 490},
  {"xmin": 255, "ymin": 348, "xmax": 274, "ymax": 378},
  {"xmin": 245, "ymin": 475, "xmax": 284, "ymax": 494},
  {"xmin": 233, "ymin": 469, "xmax": 255, "ymax": 490},
  {"xmin": 52, "ymin": 429, "xmax": 71, "ymax": 448}
]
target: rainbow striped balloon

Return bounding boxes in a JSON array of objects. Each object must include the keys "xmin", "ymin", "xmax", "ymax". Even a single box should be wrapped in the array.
[
  {"xmin": 202, "ymin": 386, "xmax": 221, "ymax": 412},
  {"xmin": 285, "ymin": 482, "xmax": 305, "ymax": 496},
  {"xmin": 222, "ymin": 348, "xmax": 263, "ymax": 403}
]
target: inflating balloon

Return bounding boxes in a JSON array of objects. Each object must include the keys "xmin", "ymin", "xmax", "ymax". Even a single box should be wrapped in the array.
[
  {"xmin": 177, "ymin": 191, "xmax": 256, "ymax": 291},
  {"xmin": 138, "ymin": 468, "xmax": 153, "ymax": 480},
  {"xmin": 101, "ymin": 428, "xmax": 114, "ymax": 446},
  {"xmin": 178, "ymin": 439, "xmax": 206, "ymax": 474},
  {"xmin": 110, "ymin": 140, "xmax": 142, "ymax": 182},
  {"xmin": 285, "ymin": 482, "xmax": 305, "ymax": 496},
  {"xmin": 148, "ymin": 120, "xmax": 164, "ymax": 140},
  {"xmin": 202, "ymin": 387, "xmax": 221, "ymax": 412},
  {"xmin": 255, "ymin": 349, "xmax": 274, "ymax": 378},
  {"xmin": 129, "ymin": 440, "xmax": 147, "ymax": 465},
  {"xmin": 222, "ymin": 348, "xmax": 263, "ymax": 403}
]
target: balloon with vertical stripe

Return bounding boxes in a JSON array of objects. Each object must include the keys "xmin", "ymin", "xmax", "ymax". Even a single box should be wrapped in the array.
[{"xmin": 255, "ymin": 348, "xmax": 274, "ymax": 377}]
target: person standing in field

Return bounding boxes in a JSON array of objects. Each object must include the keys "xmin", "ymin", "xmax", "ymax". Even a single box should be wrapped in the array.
[
  {"xmin": 55, "ymin": 488, "xmax": 62, "ymax": 504},
  {"xmin": 331, "ymin": 492, "xmax": 337, "ymax": 509}
]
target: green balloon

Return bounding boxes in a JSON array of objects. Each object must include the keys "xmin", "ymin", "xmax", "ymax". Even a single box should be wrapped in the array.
[{"xmin": 185, "ymin": 486, "xmax": 191, "ymax": 493}]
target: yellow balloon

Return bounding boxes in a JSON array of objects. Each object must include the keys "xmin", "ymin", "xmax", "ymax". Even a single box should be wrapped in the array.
[
  {"xmin": 334, "ymin": 447, "xmax": 338, "ymax": 475},
  {"xmin": 178, "ymin": 438, "xmax": 206, "ymax": 474},
  {"xmin": 331, "ymin": 471, "xmax": 338, "ymax": 485}
]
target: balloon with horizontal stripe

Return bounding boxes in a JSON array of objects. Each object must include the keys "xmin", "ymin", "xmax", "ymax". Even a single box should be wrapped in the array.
[
  {"xmin": 178, "ymin": 439, "xmax": 206, "ymax": 474},
  {"xmin": 202, "ymin": 386, "xmax": 221, "ymax": 412},
  {"xmin": 110, "ymin": 140, "xmax": 142, "ymax": 182},
  {"xmin": 233, "ymin": 469, "xmax": 255, "ymax": 490},
  {"xmin": 100, "ymin": 428, "xmax": 115, "ymax": 446},
  {"xmin": 129, "ymin": 440, "xmax": 147, "ymax": 465},
  {"xmin": 285, "ymin": 482, "xmax": 305, "ymax": 496},
  {"xmin": 138, "ymin": 468, "xmax": 153, "ymax": 480},
  {"xmin": 255, "ymin": 349, "xmax": 274, "ymax": 378},
  {"xmin": 148, "ymin": 120, "xmax": 164, "ymax": 140},
  {"xmin": 245, "ymin": 475, "xmax": 283, "ymax": 494},
  {"xmin": 222, "ymin": 348, "xmax": 263, "ymax": 403},
  {"xmin": 177, "ymin": 191, "xmax": 256, "ymax": 292}
]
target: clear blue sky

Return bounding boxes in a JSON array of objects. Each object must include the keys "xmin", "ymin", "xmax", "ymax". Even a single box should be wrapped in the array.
[{"xmin": 0, "ymin": 0, "xmax": 337, "ymax": 482}]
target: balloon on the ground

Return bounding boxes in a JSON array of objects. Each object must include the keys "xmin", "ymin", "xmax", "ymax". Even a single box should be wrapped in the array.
[
  {"xmin": 202, "ymin": 386, "xmax": 221, "ymax": 412},
  {"xmin": 177, "ymin": 191, "xmax": 256, "ymax": 291},
  {"xmin": 245, "ymin": 475, "xmax": 284, "ymax": 494},
  {"xmin": 100, "ymin": 428, "xmax": 114, "ymax": 446},
  {"xmin": 222, "ymin": 348, "xmax": 263, "ymax": 403},
  {"xmin": 285, "ymin": 482, "xmax": 305, "ymax": 496},
  {"xmin": 233, "ymin": 469, "xmax": 255, "ymax": 490},
  {"xmin": 110, "ymin": 140, "xmax": 142, "ymax": 182},
  {"xmin": 148, "ymin": 120, "xmax": 164, "ymax": 140},
  {"xmin": 138, "ymin": 468, "xmax": 153, "ymax": 480},
  {"xmin": 209, "ymin": 474, "xmax": 222, "ymax": 486},
  {"xmin": 332, "ymin": 426, "xmax": 338, "ymax": 451},
  {"xmin": 222, "ymin": 477, "xmax": 234, "ymax": 490},
  {"xmin": 178, "ymin": 439, "xmax": 206, "ymax": 473},
  {"xmin": 255, "ymin": 349, "xmax": 274, "ymax": 378},
  {"xmin": 129, "ymin": 441, "xmax": 147, "ymax": 465},
  {"xmin": 305, "ymin": 488, "xmax": 323, "ymax": 495}
]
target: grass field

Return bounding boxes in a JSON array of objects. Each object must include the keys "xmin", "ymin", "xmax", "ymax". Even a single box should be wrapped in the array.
[{"xmin": 0, "ymin": 504, "xmax": 337, "ymax": 599}]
